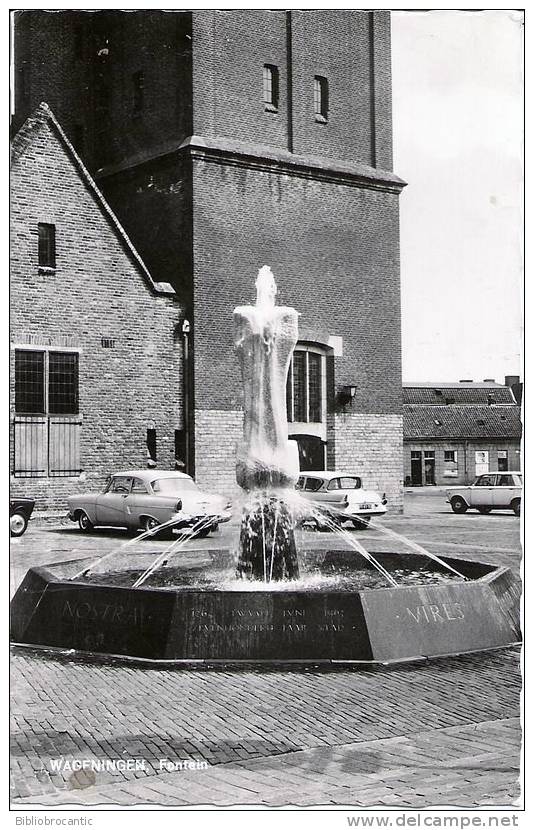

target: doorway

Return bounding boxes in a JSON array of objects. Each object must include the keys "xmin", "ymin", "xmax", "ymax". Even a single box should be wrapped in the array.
[
  {"xmin": 289, "ymin": 434, "xmax": 325, "ymax": 471},
  {"xmin": 410, "ymin": 450, "xmax": 423, "ymax": 486},
  {"xmin": 424, "ymin": 450, "xmax": 436, "ymax": 485}
]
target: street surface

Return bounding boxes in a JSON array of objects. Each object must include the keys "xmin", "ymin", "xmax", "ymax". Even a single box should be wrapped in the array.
[{"xmin": 10, "ymin": 489, "xmax": 522, "ymax": 808}]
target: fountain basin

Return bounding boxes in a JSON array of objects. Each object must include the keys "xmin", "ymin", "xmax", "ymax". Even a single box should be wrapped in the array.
[{"xmin": 10, "ymin": 552, "xmax": 521, "ymax": 664}]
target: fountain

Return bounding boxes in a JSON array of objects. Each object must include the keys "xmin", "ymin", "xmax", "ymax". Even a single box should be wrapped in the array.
[
  {"xmin": 234, "ymin": 266, "xmax": 299, "ymax": 581},
  {"xmin": 10, "ymin": 268, "xmax": 521, "ymax": 664}
]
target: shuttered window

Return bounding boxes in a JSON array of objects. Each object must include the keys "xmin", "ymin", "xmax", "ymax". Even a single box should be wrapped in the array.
[{"xmin": 13, "ymin": 349, "xmax": 81, "ymax": 477}]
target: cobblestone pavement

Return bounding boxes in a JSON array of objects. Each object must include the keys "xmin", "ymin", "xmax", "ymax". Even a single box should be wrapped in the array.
[{"xmin": 10, "ymin": 494, "xmax": 523, "ymax": 808}]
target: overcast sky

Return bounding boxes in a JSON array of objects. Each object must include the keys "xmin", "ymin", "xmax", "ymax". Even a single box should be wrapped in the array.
[{"xmin": 390, "ymin": 9, "xmax": 523, "ymax": 384}]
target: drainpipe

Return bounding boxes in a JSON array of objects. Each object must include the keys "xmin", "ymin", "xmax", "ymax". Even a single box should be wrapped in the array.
[
  {"xmin": 286, "ymin": 10, "xmax": 294, "ymax": 153},
  {"xmin": 182, "ymin": 319, "xmax": 191, "ymax": 474}
]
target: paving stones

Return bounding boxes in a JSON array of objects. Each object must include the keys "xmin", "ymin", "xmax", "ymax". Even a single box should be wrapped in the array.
[{"xmin": 10, "ymin": 494, "xmax": 523, "ymax": 808}]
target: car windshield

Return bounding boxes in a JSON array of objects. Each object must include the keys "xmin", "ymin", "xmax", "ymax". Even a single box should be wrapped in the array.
[{"xmin": 151, "ymin": 477, "xmax": 198, "ymax": 494}]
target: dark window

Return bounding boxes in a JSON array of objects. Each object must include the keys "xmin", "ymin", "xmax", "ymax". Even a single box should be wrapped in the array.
[
  {"xmin": 308, "ymin": 353, "xmax": 322, "ymax": 422},
  {"xmin": 15, "ymin": 350, "xmax": 45, "ymax": 414},
  {"xmin": 263, "ymin": 64, "xmax": 279, "ymax": 111},
  {"xmin": 497, "ymin": 451, "xmax": 508, "ymax": 472},
  {"xmin": 147, "ymin": 428, "xmax": 157, "ymax": 462},
  {"xmin": 38, "ymin": 223, "xmax": 56, "ymax": 268},
  {"xmin": 174, "ymin": 429, "xmax": 186, "ymax": 469},
  {"xmin": 292, "ymin": 351, "xmax": 307, "ymax": 422},
  {"xmin": 48, "ymin": 352, "xmax": 79, "ymax": 414},
  {"xmin": 314, "ymin": 75, "xmax": 329, "ymax": 122},
  {"xmin": 132, "ymin": 71, "xmax": 144, "ymax": 114},
  {"xmin": 444, "ymin": 450, "xmax": 457, "ymax": 463},
  {"xmin": 287, "ymin": 348, "xmax": 324, "ymax": 424}
]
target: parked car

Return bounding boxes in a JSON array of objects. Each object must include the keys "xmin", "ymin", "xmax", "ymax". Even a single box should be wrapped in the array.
[
  {"xmin": 446, "ymin": 472, "xmax": 522, "ymax": 516},
  {"xmin": 68, "ymin": 470, "xmax": 232, "ymax": 536},
  {"xmin": 296, "ymin": 471, "xmax": 387, "ymax": 528},
  {"xmin": 10, "ymin": 497, "xmax": 35, "ymax": 537}
]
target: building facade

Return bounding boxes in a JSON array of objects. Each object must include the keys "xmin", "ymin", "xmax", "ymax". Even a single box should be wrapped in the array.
[
  {"xmin": 13, "ymin": 10, "xmax": 406, "ymax": 509},
  {"xmin": 10, "ymin": 104, "xmax": 181, "ymax": 509},
  {"xmin": 403, "ymin": 380, "xmax": 522, "ymax": 487}
]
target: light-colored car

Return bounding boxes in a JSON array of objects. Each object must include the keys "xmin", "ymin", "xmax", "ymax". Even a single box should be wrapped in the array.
[
  {"xmin": 446, "ymin": 472, "xmax": 522, "ymax": 516},
  {"xmin": 68, "ymin": 470, "xmax": 232, "ymax": 536},
  {"xmin": 296, "ymin": 471, "xmax": 387, "ymax": 528}
]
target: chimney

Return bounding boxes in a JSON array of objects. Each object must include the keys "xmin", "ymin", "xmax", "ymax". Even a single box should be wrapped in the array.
[
  {"xmin": 483, "ymin": 378, "xmax": 495, "ymax": 383},
  {"xmin": 505, "ymin": 375, "xmax": 520, "ymax": 387},
  {"xmin": 459, "ymin": 379, "xmax": 473, "ymax": 383}
]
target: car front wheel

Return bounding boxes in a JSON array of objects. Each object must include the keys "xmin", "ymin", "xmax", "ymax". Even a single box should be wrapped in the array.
[
  {"xmin": 10, "ymin": 512, "xmax": 28, "ymax": 537},
  {"xmin": 450, "ymin": 496, "xmax": 468, "ymax": 514},
  {"xmin": 78, "ymin": 511, "xmax": 94, "ymax": 532},
  {"xmin": 142, "ymin": 516, "xmax": 160, "ymax": 533},
  {"xmin": 512, "ymin": 499, "xmax": 521, "ymax": 517}
]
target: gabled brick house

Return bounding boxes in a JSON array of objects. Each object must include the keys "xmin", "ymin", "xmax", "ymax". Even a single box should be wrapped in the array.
[{"xmin": 10, "ymin": 103, "xmax": 182, "ymax": 509}]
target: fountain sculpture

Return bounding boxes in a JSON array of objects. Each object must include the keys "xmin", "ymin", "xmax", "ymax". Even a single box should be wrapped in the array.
[
  {"xmin": 234, "ymin": 266, "xmax": 299, "ymax": 581},
  {"xmin": 10, "ymin": 268, "xmax": 521, "ymax": 664}
]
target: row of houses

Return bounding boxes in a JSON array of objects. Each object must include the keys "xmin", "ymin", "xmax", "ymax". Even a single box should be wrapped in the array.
[{"xmin": 403, "ymin": 380, "xmax": 522, "ymax": 486}]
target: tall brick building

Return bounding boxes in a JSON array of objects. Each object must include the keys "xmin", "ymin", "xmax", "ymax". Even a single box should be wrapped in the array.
[{"xmin": 13, "ymin": 10, "xmax": 406, "ymax": 509}]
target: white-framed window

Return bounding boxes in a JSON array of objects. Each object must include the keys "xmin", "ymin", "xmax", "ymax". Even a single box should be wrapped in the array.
[
  {"xmin": 263, "ymin": 64, "xmax": 279, "ymax": 111},
  {"xmin": 443, "ymin": 448, "xmax": 459, "ymax": 478},
  {"xmin": 314, "ymin": 75, "xmax": 329, "ymax": 122}
]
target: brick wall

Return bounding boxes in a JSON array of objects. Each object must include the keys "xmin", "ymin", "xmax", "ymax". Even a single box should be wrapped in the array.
[
  {"xmin": 14, "ymin": 10, "xmax": 392, "ymax": 174},
  {"xmin": 10, "ymin": 112, "xmax": 182, "ymax": 510},
  {"xmin": 334, "ymin": 414, "xmax": 403, "ymax": 511},
  {"xmin": 194, "ymin": 410, "xmax": 243, "ymax": 497},
  {"xmin": 191, "ymin": 157, "xmax": 402, "ymax": 417}
]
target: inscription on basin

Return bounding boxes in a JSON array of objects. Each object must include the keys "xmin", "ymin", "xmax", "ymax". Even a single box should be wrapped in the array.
[{"xmin": 406, "ymin": 602, "xmax": 465, "ymax": 624}]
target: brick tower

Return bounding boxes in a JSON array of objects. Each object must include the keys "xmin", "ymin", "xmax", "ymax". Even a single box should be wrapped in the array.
[{"xmin": 13, "ymin": 10, "xmax": 406, "ymax": 508}]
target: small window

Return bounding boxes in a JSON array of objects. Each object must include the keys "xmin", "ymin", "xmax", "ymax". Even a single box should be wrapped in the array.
[
  {"xmin": 424, "ymin": 451, "xmax": 435, "ymax": 459},
  {"xmin": 327, "ymin": 478, "xmax": 340, "ymax": 491},
  {"xmin": 444, "ymin": 450, "xmax": 457, "ymax": 463},
  {"xmin": 38, "ymin": 223, "xmax": 56, "ymax": 268},
  {"xmin": 132, "ymin": 71, "xmax": 144, "ymax": 114},
  {"xmin": 263, "ymin": 64, "xmax": 279, "ymax": 111},
  {"xmin": 146, "ymin": 428, "xmax": 157, "ymax": 464},
  {"xmin": 314, "ymin": 75, "xmax": 329, "ymax": 122},
  {"xmin": 497, "ymin": 450, "xmax": 508, "ymax": 472}
]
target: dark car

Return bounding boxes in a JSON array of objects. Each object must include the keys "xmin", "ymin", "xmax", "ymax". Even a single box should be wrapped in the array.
[{"xmin": 10, "ymin": 497, "xmax": 35, "ymax": 537}]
